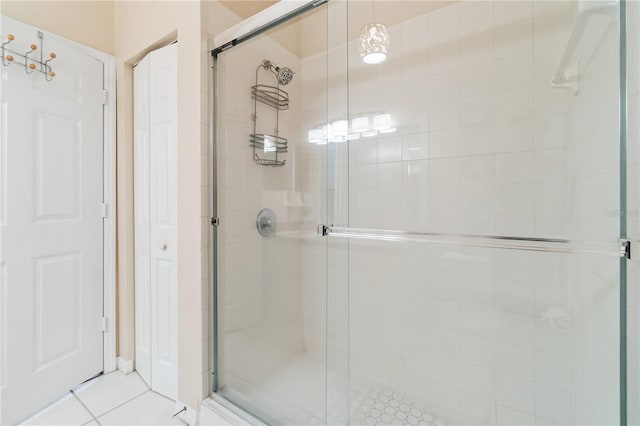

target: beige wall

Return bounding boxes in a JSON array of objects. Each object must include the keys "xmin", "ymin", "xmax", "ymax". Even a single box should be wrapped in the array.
[
  {"xmin": 1, "ymin": 0, "xmax": 114, "ymax": 54},
  {"xmin": 114, "ymin": 0, "xmax": 241, "ymax": 410},
  {"xmin": 1, "ymin": 0, "xmax": 242, "ymax": 412},
  {"xmin": 114, "ymin": 0, "xmax": 208, "ymax": 409}
]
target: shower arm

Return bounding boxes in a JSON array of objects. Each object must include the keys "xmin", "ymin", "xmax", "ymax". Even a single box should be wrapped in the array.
[{"xmin": 262, "ymin": 60, "xmax": 279, "ymax": 77}]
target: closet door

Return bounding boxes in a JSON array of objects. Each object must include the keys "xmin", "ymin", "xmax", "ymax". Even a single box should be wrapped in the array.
[
  {"xmin": 134, "ymin": 53, "xmax": 152, "ymax": 388},
  {"xmin": 134, "ymin": 42, "xmax": 178, "ymax": 400},
  {"xmin": 149, "ymin": 42, "xmax": 178, "ymax": 400}
]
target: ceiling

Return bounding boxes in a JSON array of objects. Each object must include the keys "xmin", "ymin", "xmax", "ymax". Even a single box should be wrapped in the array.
[
  {"xmin": 216, "ymin": 0, "xmax": 457, "ymax": 59},
  {"xmin": 218, "ymin": 0, "xmax": 278, "ymax": 19}
]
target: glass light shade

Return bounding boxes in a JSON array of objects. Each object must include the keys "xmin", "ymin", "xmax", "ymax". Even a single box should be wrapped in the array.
[
  {"xmin": 352, "ymin": 117, "xmax": 370, "ymax": 133},
  {"xmin": 359, "ymin": 23, "xmax": 389, "ymax": 65},
  {"xmin": 308, "ymin": 128, "xmax": 323, "ymax": 143},
  {"xmin": 331, "ymin": 120, "xmax": 349, "ymax": 136},
  {"xmin": 373, "ymin": 113, "xmax": 392, "ymax": 131}
]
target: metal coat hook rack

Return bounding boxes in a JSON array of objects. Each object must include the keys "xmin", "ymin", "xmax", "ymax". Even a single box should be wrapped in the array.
[{"xmin": 1, "ymin": 31, "xmax": 57, "ymax": 81}]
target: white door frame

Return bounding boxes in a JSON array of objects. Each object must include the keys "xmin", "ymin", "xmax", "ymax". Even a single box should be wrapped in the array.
[{"xmin": 9, "ymin": 19, "xmax": 118, "ymax": 373}]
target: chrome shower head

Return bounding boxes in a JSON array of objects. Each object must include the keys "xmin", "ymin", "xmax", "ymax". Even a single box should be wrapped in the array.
[
  {"xmin": 262, "ymin": 60, "xmax": 295, "ymax": 85},
  {"xmin": 276, "ymin": 67, "xmax": 294, "ymax": 85}
]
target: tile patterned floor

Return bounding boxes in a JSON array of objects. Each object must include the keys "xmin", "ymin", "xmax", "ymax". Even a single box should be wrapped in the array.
[{"xmin": 19, "ymin": 371, "xmax": 186, "ymax": 426}]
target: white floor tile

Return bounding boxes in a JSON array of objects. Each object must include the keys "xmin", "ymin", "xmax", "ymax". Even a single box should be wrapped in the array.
[
  {"xmin": 82, "ymin": 422, "xmax": 99, "ymax": 426},
  {"xmin": 20, "ymin": 393, "xmax": 94, "ymax": 426},
  {"xmin": 97, "ymin": 391, "xmax": 185, "ymax": 425},
  {"xmin": 73, "ymin": 371, "xmax": 149, "ymax": 417}
]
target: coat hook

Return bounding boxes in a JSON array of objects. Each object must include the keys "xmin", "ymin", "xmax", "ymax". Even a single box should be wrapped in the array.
[
  {"xmin": 44, "ymin": 52, "xmax": 56, "ymax": 67},
  {"xmin": 44, "ymin": 52, "xmax": 56, "ymax": 80},
  {"xmin": 25, "ymin": 43, "xmax": 37, "ymax": 74},
  {"xmin": 2, "ymin": 34, "xmax": 14, "ymax": 66}
]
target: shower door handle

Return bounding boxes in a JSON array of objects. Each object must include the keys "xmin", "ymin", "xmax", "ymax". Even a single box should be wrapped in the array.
[{"xmin": 317, "ymin": 224, "xmax": 331, "ymax": 237}]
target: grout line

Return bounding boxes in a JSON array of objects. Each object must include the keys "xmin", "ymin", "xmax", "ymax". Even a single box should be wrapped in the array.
[
  {"xmin": 71, "ymin": 383, "xmax": 150, "ymax": 422},
  {"xmin": 71, "ymin": 391, "xmax": 100, "ymax": 425},
  {"xmin": 89, "ymin": 389, "xmax": 151, "ymax": 420}
]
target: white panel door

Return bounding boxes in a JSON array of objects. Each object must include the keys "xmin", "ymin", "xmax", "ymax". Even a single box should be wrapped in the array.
[
  {"xmin": 134, "ymin": 42, "xmax": 177, "ymax": 400},
  {"xmin": 149, "ymin": 42, "xmax": 178, "ymax": 401},
  {"xmin": 0, "ymin": 17, "xmax": 104, "ymax": 424},
  {"xmin": 134, "ymin": 54, "xmax": 152, "ymax": 388}
]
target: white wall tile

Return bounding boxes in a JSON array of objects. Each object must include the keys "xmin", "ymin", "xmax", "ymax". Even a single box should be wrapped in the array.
[
  {"xmin": 460, "ymin": 94, "xmax": 494, "ymax": 127},
  {"xmin": 535, "ymin": 350, "xmax": 571, "ymax": 391},
  {"xmin": 497, "ymin": 152, "xmax": 535, "ymax": 185},
  {"xmin": 402, "ymin": 133, "xmax": 430, "ymax": 161},
  {"xmin": 429, "ymin": 128, "xmax": 460, "ymax": 159},
  {"xmin": 535, "ymin": 384, "xmax": 571, "ymax": 425},
  {"xmin": 378, "ymin": 162, "xmax": 403, "ymax": 189},
  {"xmin": 429, "ymin": 158, "xmax": 460, "ymax": 186},
  {"xmin": 494, "ymin": 54, "xmax": 534, "ymax": 91},
  {"xmin": 430, "ymin": 185, "xmax": 461, "ymax": 214},
  {"xmin": 461, "ymin": 183, "xmax": 496, "ymax": 216},
  {"xmin": 459, "ymin": 62, "xmax": 494, "ymax": 98},
  {"xmin": 430, "ymin": 40, "xmax": 460, "ymax": 76},
  {"xmin": 429, "ymin": 70, "xmax": 460, "ymax": 104},
  {"xmin": 496, "ymin": 279, "xmax": 535, "ymax": 315},
  {"xmin": 460, "ymin": 1, "xmax": 494, "ymax": 38},
  {"xmin": 494, "ymin": 2, "xmax": 533, "ymax": 29},
  {"xmin": 496, "ymin": 374, "xmax": 535, "ymax": 414},
  {"xmin": 495, "ymin": 20, "xmax": 533, "ymax": 59},
  {"xmin": 496, "ymin": 405, "xmax": 536, "ymax": 426},
  {"xmin": 495, "ymin": 341, "xmax": 535, "ymax": 381},
  {"xmin": 496, "ymin": 183, "xmax": 535, "ymax": 216},
  {"xmin": 495, "ymin": 87, "xmax": 534, "ymax": 124},
  {"xmin": 428, "ymin": 3, "xmax": 460, "ymax": 47},
  {"xmin": 429, "ymin": 100, "xmax": 460, "ymax": 131},
  {"xmin": 377, "ymin": 136, "xmax": 402, "ymax": 163},
  {"xmin": 495, "ymin": 119, "xmax": 534, "ymax": 153},
  {"xmin": 461, "ymin": 333, "xmax": 495, "ymax": 370},
  {"xmin": 497, "ymin": 311, "xmax": 535, "ymax": 348},
  {"xmin": 460, "ymin": 31, "xmax": 494, "ymax": 68},
  {"xmin": 460, "ymin": 124, "xmax": 494, "ymax": 155},
  {"xmin": 461, "ymin": 155, "xmax": 495, "ymax": 184}
]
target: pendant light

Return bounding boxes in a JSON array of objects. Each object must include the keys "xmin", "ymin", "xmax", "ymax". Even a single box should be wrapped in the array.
[{"xmin": 359, "ymin": 0, "xmax": 389, "ymax": 65}]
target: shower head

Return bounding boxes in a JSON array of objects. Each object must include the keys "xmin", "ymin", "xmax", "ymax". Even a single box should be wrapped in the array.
[
  {"xmin": 276, "ymin": 67, "xmax": 295, "ymax": 85},
  {"xmin": 262, "ymin": 60, "xmax": 295, "ymax": 85}
]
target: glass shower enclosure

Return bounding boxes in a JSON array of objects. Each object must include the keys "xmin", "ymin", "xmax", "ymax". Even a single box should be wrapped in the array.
[{"xmin": 210, "ymin": 0, "xmax": 639, "ymax": 424}]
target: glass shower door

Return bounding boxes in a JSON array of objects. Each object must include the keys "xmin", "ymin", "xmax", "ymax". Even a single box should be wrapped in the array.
[
  {"xmin": 337, "ymin": 1, "xmax": 628, "ymax": 425},
  {"xmin": 211, "ymin": 2, "xmax": 350, "ymax": 424},
  {"xmin": 211, "ymin": 0, "xmax": 636, "ymax": 424}
]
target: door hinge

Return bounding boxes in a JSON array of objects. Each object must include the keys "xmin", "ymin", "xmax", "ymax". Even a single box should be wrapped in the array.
[
  {"xmin": 101, "ymin": 203, "xmax": 108, "ymax": 219},
  {"xmin": 211, "ymin": 217, "xmax": 220, "ymax": 226},
  {"xmin": 317, "ymin": 224, "xmax": 331, "ymax": 237},
  {"xmin": 620, "ymin": 239, "xmax": 631, "ymax": 259},
  {"xmin": 101, "ymin": 317, "xmax": 108, "ymax": 332},
  {"xmin": 101, "ymin": 89, "xmax": 108, "ymax": 105}
]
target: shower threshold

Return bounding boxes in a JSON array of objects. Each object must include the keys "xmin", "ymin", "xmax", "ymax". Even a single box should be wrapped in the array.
[{"xmin": 218, "ymin": 352, "xmax": 449, "ymax": 426}]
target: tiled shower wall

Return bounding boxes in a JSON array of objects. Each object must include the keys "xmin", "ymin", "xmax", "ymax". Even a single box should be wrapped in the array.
[
  {"xmin": 300, "ymin": 1, "xmax": 622, "ymax": 424},
  {"xmin": 215, "ymin": 27, "xmax": 307, "ymax": 392}
]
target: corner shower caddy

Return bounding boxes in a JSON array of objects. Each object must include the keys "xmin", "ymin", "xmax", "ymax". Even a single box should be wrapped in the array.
[{"xmin": 250, "ymin": 60, "xmax": 289, "ymax": 167}]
